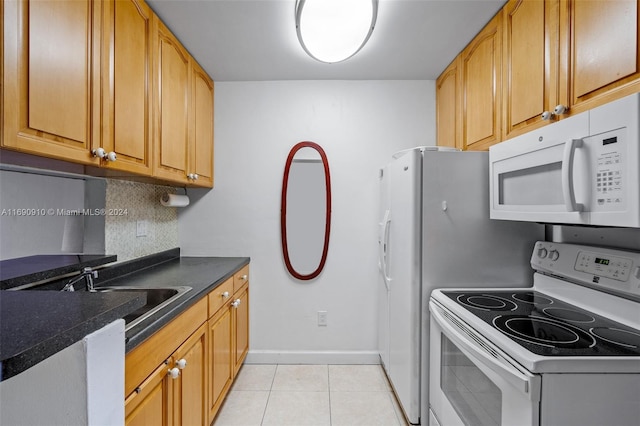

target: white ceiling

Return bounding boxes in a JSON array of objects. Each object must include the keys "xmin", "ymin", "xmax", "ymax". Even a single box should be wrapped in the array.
[{"xmin": 146, "ymin": 0, "xmax": 506, "ymax": 82}]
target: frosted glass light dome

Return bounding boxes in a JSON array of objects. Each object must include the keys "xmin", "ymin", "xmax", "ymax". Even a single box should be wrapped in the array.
[{"xmin": 295, "ymin": 0, "xmax": 378, "ymax": 64}]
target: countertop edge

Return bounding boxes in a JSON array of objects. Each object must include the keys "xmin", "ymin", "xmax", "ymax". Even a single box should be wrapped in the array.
[{"xmin": 0, "ymin": 252, "xmax": 250, "ymax": 380}]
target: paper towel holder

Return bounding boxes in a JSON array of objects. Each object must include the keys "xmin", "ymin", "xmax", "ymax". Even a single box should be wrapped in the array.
[{"xmin": 160, "ymin": 193, "xmax": 190, "ymax": 207}]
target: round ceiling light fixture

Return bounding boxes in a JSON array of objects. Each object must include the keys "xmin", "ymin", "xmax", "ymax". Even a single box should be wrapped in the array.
[{"xmin": 295, "ymin": 0, "xmax": 378, "ymax": 64}]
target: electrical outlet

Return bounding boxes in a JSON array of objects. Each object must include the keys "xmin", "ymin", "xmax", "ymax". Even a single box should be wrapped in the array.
[
  {"xmin": 317, "ymin": 311, "xmax": 327, "ymax": 326},
  {"xmin": 136, "ymin": 220, "xmax": 148, "ymax": 237}
]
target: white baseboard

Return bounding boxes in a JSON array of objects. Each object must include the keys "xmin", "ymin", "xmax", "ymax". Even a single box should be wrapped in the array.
[{"xmin": 244, "ymin": 350, "xmax": 381, "ymax": 365}]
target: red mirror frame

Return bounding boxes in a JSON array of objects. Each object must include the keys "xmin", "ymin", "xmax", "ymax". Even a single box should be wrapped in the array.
[{"xmin": 280, "ymin": 141, "xmax": 332, "ymax": 280}]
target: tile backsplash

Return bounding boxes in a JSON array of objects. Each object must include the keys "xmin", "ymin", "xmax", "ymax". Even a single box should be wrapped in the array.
[{"xmin": 105, "ymin": 179, "xmax": 178, "ymax": 262}]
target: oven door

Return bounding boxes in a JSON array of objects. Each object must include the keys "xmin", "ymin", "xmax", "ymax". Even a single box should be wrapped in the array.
[{"xmin": 429, "ymin": 300, "xmax": 541, "ymax": 426}]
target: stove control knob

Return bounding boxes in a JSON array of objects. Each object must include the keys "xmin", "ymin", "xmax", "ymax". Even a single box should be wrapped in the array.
[
  {"xmin": 548, "ymin": 250, "xmax": 559, "ymax": 261},
  {"xmin": 537, "ymin": 247, "xmax": 548, "ymax": 258}
]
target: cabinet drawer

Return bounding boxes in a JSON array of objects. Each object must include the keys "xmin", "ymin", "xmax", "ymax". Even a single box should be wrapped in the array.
[
  {"xmin": 233, "ymin": 265, "xmax": 249, "ymax": 293},
  {"xmin": 208, "ymin": 277, "xmax": 233, "ymax": 316}
]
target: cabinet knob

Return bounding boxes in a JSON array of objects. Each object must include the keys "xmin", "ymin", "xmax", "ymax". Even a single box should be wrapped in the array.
[
  {"xmin": 221, "ymin": 291, "xmax": 230, "ymax": 299},
  {"xmin": 232, "ymin": 299, "xmax": 241, "ymax": 308},
  {"xmin": 91, "ymin": 148, "xmax": 117, "ymax": 162},
  {"xmin": 541, "ymin": 111, "xmax": 554, "ymax": 121},
  {"xmin": 187, "ymin": 173, "xmax": 199, "ymax": 180},
  {"xmin": 553, "ymin": 104, "xmax": 568, "ymax": 115},
  {"xmin": 193, "ymin": 173, "xmax": 199, "ymax": 180},
  {"xmin": 176, "ymin": 358, "xmax": 187, "ymax": 369},
  {"xmin": 240, "ymin": 274, "xmax": 248, "ymax": 281},
  {"xmin": 168, "ymin": 367, "xmax": 180, "ymax": 379}
]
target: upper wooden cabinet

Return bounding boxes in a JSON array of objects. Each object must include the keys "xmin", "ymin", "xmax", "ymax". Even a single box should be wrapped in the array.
[
  {"xmin": 436, "ymin": 59, "xmax": 461, "ymax": 149},
  {"xmin": 560, "ymin": 0, "xmax": 640, "ymax": 114},
  {"xmin": 2, "ymin": 0, "xmax": 101, "ymax": 164},
  {"xmin": 502, "ymin": 0, "xmax": 560, "ymax": 139},
  {"xmin": 190, "ymin": 61, "xmax": 215, "ymax": 187},
  {"xmin": 153, "ymin": 21, "xmax": 214, "ymax": 187},
  {"xmin": 437, "ymin": 0, "xmax": 640, "ymax": 149},
  {"xmin": 153, "ymin": 19, "xmax": 191, "ymax": 185},
  {"xmin": 100, "ymin": 0, "xmax": 154, "ymax": 175},
  {"xmin": 2, "ymin": 0, "xmax": 214, "ymax": 187},
  {"xmin": 460, "ymin": 12, "xmax": 502, "ymax": 151}
]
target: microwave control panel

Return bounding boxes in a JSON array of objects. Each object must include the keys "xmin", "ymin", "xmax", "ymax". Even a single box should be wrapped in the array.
[{"xmin": 588, "ymin": 127, "xmax": 626, "ymax": 211}]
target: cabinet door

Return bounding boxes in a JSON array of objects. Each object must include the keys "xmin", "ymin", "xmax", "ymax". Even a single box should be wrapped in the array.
[
  {"xmin": 233, "ymin": 285, "xmax": 249, "ymax": 375},
  {"xmin": 2, "ymin": 0, "xmax": 100, "ymax": 164},
  {"xmin": 561, "ymin": 0, "xmax": 640, "ymax": 113},
  {"xmin": 125, "ymin": 362, "xmax": 172, "ymax": 426},
  {"xmin": 153, "ymin": 19, "xmax": 190, "ymax": 184},
  {"xmin": 461, "ymin": 12, "xmax": 502, "ymax": 151},
  {"xmin": 208, "ymin": 306, "xmax": 233, "ymax": 420},
  {"xmin": 172, "ymin": 323, "xmax": 207, "ymax": 426},
  {"xmin": 436, "ymin": 58, "xmax": 461, "ymax": 149},
  {"xmin": 190, "ymin": 60, "xmax": 214, "ymax": 188},
  {"xmin": 503, "ymin": 0, "xmax": 560, "ymax": 139},
  {"xmin": 101, "ymin": 0, "xmax": 153, "ymax": 174}
]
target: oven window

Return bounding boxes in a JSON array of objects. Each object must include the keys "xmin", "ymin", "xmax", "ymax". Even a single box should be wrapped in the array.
[
  {"xmin": 499, "ymin": 161, "xmax": 563, "ymax": 205},
  {"xmin": 441, "ymin": 335, "xmax": 502, "ymax": 426}
]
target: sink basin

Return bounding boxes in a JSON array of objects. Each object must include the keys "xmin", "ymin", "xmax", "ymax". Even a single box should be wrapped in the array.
[{"xmin": 95, "ymin": 286, "xmax": 192, "ymax": 330}]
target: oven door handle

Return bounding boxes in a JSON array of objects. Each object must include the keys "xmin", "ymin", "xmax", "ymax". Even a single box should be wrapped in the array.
[{"xmin": 430, "ymin": 301, "xmax": 541, "ymax": 400}]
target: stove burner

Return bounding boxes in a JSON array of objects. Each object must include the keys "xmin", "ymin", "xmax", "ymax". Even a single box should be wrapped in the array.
[
  {"xmin": 512, "ymin": 293, "xmax": 554, "ymax": 305},
  {"xmin": 543, "ymin": 307, "xmax": 596, "ymax": 323},
  {"xmin": 590, "ymin": 327, "xmax": 640, "ymax": 349},
  {"xmin": 493, "ymin": 315, "xmax": 596, "ymax": 349},
  {"xmin": 456, "ymin": 294, "xmax": 517, "ymax": 311}
]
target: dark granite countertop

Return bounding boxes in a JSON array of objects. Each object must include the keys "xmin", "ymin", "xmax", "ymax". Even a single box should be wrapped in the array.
[
  {"xmin": 0, "ymin": 290, "xmax": 145, "ymax": 381},
  {"xmin": 0, "ymin": 248, "xmax": 250, "ymax": 380},
  {"xmin": 95, "ymin": 252, "xmax": 250, "ymax": 351}
]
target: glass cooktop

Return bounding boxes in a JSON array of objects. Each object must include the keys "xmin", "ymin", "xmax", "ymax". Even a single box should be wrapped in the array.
[{"xmin": 443, "ymin": 290, "xmax": 640, "ymax": 357}]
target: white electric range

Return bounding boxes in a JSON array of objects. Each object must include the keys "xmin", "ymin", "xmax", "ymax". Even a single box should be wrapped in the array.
[{"xmin": 429, "ymin": 241, "xmax": 640, "ymax": 426}]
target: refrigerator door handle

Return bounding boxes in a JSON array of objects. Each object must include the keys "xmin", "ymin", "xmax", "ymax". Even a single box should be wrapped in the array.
[{"xmin": 379, "ymin": 209, "xmax": 391, "ymax": 290}]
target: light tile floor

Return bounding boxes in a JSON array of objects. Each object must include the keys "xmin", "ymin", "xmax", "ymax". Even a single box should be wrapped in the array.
[{"xmin": 213, "ymin": 364, "xmax": 409, "ymax": 426}]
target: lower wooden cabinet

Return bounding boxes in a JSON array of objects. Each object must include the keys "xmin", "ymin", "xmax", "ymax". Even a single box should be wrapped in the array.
[
  {"xmin": 124, "ymin": 266, "xmax": 250, "ymax": 426},
  {"xmin": 233, "ymin": 283, "xmax": 250, "ymax": 375},
  {"xmin": 207, "ymin": 278, "xmax": 250, "ymax": 422},
  {"xmin": 125, "ymin": 362, "xmax": 172, "ymax": 426},
  {"xmin": 208, "ymin": 300, "xmax": 233, "ymax": 418},
  {"xmin": 172, "ymin": 323, "xmax": 208, "ymax": 426}
]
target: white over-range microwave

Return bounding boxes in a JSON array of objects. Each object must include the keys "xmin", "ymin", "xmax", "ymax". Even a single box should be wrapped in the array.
[{"xmin": 490, "ymin": 93, "xmax": 640, "ymax": 227}]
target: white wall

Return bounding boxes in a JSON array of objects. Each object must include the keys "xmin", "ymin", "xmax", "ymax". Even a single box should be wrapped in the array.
[{"xmin": 179, "ymin": 80, "xmax": 435, "ymax": 363}]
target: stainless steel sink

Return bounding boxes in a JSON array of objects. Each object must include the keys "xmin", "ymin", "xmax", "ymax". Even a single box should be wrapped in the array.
[{"xmin": 95, "ymin": 286, "xmax": 192, "ymax": 330}]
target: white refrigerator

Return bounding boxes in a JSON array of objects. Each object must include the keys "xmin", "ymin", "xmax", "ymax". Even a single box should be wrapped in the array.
[{"xmin": 377, "ymin": 147, "xmax": 543, "ymax": 425}]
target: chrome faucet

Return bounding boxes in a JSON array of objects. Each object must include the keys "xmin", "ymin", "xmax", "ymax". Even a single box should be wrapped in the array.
[{"xmin": 61, "ymin": 267, "xmax": 98, "ymax": 292}]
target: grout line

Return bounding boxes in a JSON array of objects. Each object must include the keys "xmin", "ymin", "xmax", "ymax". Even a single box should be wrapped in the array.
[
  {"xmin": 327, "ymin": 364, "xmax": 333, "ymax": 425},
  {"xmin": 259, "ymin": 364, "xmax": 279, "ymax": 425}
]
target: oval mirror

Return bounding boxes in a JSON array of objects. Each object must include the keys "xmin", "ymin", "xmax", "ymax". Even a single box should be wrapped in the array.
[{"xmin": 281, "ymin": 142, "xmax": 331, "ymax": 280}]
